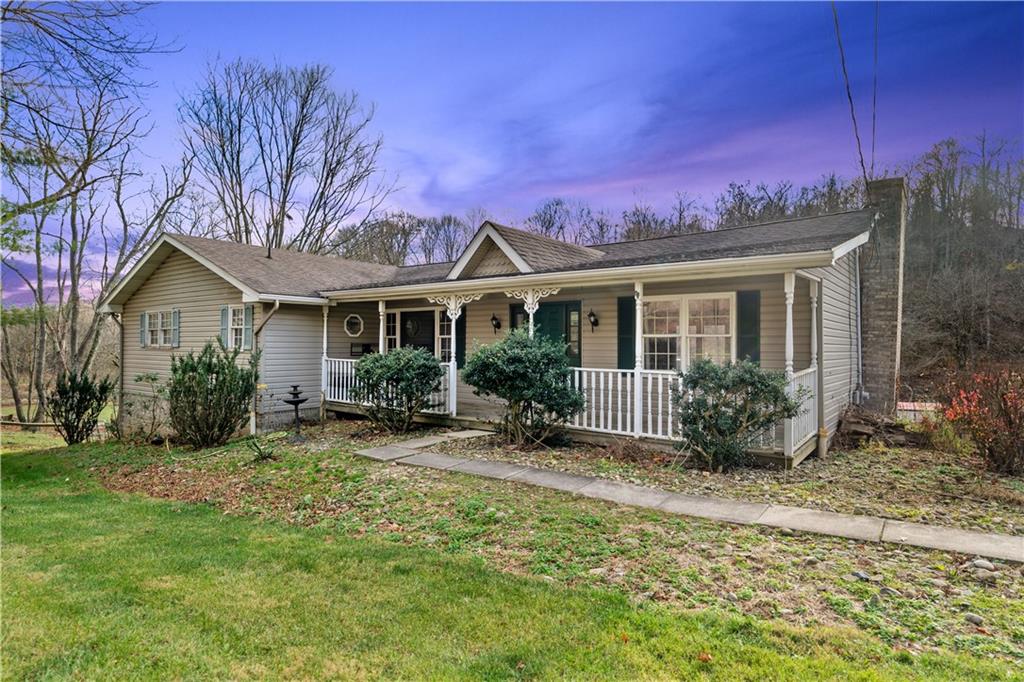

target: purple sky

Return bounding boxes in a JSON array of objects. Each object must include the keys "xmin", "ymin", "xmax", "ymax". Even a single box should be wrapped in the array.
[
  {"xmin": 3, "ymin": 2, "xmax": 1022, "ymax": 306},
  {"xmin": 132, "ymin": 1, "xmax": 1023, "ymax": 220}
]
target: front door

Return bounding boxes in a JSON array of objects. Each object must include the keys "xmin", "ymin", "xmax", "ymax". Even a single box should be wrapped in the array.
[
  {"xmin": 510, "ymin": 301, "xmax": 581, "ymax": 366},
  {"xmin": 400, "ymin": 311, "xmax": 435, "ymax": 353}
]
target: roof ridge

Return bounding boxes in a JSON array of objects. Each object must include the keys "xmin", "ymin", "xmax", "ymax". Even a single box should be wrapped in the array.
[
  {"xmin": 587, "ymin": 208, "xmax": 870, "ymax": 248},
  {"xmin": 488, "ymin": 221, "xmax": 606, "ymax": 257}
]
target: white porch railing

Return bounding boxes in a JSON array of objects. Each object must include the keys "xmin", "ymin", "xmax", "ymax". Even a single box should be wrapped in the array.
[
  {"xmin": 323, "ymin": 357, "xmax": 449, "ymax": 415},
  {"xmin": 785, "ymin": 367, "xmax": 818, "ymax": 452},
  {"xmin": 323, "ymin": 357, "xmax": 817, "ymax": 456}
]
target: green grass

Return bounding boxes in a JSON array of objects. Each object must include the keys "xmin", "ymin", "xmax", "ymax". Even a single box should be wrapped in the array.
[{"xmin": 1, "ymin": 442, "xmax": 1016, "ymax": 680}]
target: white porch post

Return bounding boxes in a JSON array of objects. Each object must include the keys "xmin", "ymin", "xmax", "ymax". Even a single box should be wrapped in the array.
[
  {"xmin": 633, "ymin": 281, "xmax": 644, "ymax": 437},
  {"xmin": 504, "ymin": 288, "xmax": 560, "ymax": 337},
  {"xmin": 783, "ymin": 272, "xmax": 795, "ymax": 457},
  {"xmin": 378, "ymin": 300, "xmax": 386, "ymax": 353},
  {"xmin": 320, "ymin": 305, "xmax": 329, "ymax": 409},
  {"xmin": 426, "ymin": 293, "xmax": 484, "ymax": 416},
  {"xmin": 809, "ymin": 280, "xmax": 818, "ymax": 367}
]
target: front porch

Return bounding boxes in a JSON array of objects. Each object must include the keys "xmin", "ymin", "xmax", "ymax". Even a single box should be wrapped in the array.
[{"xmin": 320, "ymin": 271, "xmax": 824, "ymax": 464}]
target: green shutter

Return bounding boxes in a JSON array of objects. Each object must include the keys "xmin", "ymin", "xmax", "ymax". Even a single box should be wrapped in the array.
[
  {"xmin": 455, "ymin": 313, "xmax": 467, "ymax": 369},
  {"xmin": 617, "ymin": 296, "xmax": 635, "ymax": 369},
  {"xmin": 737, "ymin": 290, "xmax": 761, "ymax": 364},
  {"xmin": 139, "ymin": 312, "xmax": 147, "ymax": 347},
  {"xmin": 219, "ymin": 306, "xmax": 229, "ymax": 348},
  {"xmin": 171, "ymin": 309, "xmax": 180, "ymax": 348},
  {"xmin": 242, "ymin": 304, "xmax": 254, "ymax": 351}
]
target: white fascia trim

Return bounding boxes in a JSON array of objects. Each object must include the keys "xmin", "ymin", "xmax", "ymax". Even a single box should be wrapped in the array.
[
  {"xmin": 831, "ymin": 231, "xmax": 870, "ymax": 263},
  {"xmin": 445, "ymin": 222, "xmax": 533, "ymax": 280},
  {"xmin": 324, "ymin": 250, "xmax": 837, "ymax": 301},
  {"xmin": 244, "ymin": 293, "xmax": 328, "ymax": 305},
  {"xmin": 96, "ymin": 234, "xmax": 172, "ymax": 313}
]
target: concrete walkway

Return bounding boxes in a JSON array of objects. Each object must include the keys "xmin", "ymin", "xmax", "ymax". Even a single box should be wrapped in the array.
[{"xmin": 356, "ymin": 431, "xmax": 1023, "ymax": 563}]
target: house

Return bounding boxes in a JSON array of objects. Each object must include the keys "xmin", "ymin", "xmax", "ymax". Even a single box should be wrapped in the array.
[{"xmin": 99, "ymin": 177, "xmax": 907, "ymax": 467}]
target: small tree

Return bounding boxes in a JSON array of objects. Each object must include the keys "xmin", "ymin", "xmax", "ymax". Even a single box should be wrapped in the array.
[
  {"xmin": 353, "ymin": 347, "xmax": 444, "ymax": 433},
  {"xmin": 944, "ymin": 370, "xmax": 1023, "ymax": 475},
  {"xmin": 674, "ymin": 359, "xmax": 803, "ymax": 471},
  {"xmin": 167, "ymin": 342, "xmax": 260, "ymax": 449},
  {"xmin": 462, "ymin": 328, "xmax": 584, "ymax": 448},
  {"xmin": 46, "ymin": 370, "xmax": 115, "ymax": 445}
]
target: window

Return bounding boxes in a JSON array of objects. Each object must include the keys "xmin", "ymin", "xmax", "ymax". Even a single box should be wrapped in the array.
[
  {"xmin": 686, "ymin": 296, "xmax": 732, "ymax": 364},
  {"xmin": 343, "ymin": 314, "xmax": 364, "ymax": 337},
  {"xmin": 438, "ymin": 313, "xmax": 452, "ymax": 362},
  {"xmin": 143, "ymin": 310, "xmax": 173, "ymax": 347},
  {"xmin": 229, "ymin": 306, "xmax": 245, "ymax": 349},
  {"xmin": 641, "ymin": 294, "xmax": 734, "ymax": 370},
  {"xmin": 148, "ymin": 311, "xmax": 162, "ymax": 347},
  {"xmin": 642, "ymin": 301, "xmax": 679, "ymax": 370},
  {"xmin": 385, "ymin": 312, "xmax": 398, "ymax": 352}
]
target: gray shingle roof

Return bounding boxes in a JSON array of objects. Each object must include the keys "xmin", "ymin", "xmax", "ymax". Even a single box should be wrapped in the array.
[
  {"xmin": 489, "ymin": 223, "xmax": 605, "ymax": 271},
  {"xmin": 170, "ymin": 234, "xmax": 398, "ymax": 298},
  {"xmin": 149, "ymin": 210, "xmax": 871, "ymax": 298},
  {"xmin": 343, "ymin": 209, "xmax": 872, "ymax": 291}
]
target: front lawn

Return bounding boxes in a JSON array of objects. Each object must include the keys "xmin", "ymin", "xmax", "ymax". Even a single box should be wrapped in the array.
[
  {"xmin": 2, "ymin": 426, "xmax": 1019, "ymax": 678},
  {"xmin": 432, "ymin": 436, "xmax": 1024, "ymax": 536}
]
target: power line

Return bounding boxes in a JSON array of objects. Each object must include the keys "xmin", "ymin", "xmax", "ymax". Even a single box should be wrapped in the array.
[
  {"xmin": 831, "ymin": 1, "xmax": 870, "ymax": 187},
  {"xmin": 871, "ymin": 0, "xmax": 879, "ymax": 178}
]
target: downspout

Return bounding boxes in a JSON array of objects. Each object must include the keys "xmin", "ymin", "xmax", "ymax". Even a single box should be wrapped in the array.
[
  {"xmin": 250, "ymin": 300, "xmax": 281, "ymax": 435},
  {"xmin": 113, "ymin": 313, "xmax": 124, "ymax": 435},
  {"xmin": 854, "ymin": 248, "xmax": 864, "ymax": 404}
]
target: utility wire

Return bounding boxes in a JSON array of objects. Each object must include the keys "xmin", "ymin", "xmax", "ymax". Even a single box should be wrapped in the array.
[
  {"xmin": 870, "ymin": 0, "xmax": 879, "ymax": 178},
  {"xmin": 831, "ymin": 1, "xmax": 870, "ymax": 188}
]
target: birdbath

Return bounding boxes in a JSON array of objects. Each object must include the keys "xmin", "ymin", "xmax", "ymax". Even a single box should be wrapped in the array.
[{"xmin": 282, "ymin": 384, "xmax": 309, "ymax": 441}]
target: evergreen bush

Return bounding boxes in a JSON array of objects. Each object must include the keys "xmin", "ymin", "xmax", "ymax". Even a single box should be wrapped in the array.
[
  {"xmin": 353, "ymin": 347, "xmax": 444, "ymax": 433},
  {"xmin": 46, "ymin": 370, "xmax": 115, "ymax": 445},
  {"xmin": 462, "ymin": 328, "xmax": 584, "ymax": 448},
  {"xmin": 674, "ymin": 359, "xmax": 803, "ymax": 471},
  {"xmin": 167, "ymin": 342, "xmax": 259, "ymax": 449}
]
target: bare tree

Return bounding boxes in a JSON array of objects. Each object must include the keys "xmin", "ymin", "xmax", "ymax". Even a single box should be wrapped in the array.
[
  {"xmin": 417, "ymin": 214, "xmax": 469, "ymax": 264},
  {"xmin": 180, "ymin": 59, "xmax": 392, "ymax": 254},
  {"xmin": 1, "ymin": 1, "xmax": 165, "ymax": 225}
]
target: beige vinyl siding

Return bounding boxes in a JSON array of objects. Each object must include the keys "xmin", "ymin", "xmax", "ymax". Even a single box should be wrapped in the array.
[
  {"xmin": 809, "ymin": 253, "xmax": 860, "ymax": 437},
  {"xmin": 257, "ymin": 304, "xmax": 325, "ymax": 425},
  {"xmin": 461, "ymin": 238, "xmax": 519, "ymax": 277},
  {"xmin": 121, "ymin": 249, "xmax": 255, "ymax": 398}
]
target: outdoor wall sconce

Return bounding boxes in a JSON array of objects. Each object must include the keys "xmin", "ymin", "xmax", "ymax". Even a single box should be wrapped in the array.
[
  {"xmin": 490, "ymin": 313, "xmax": 502, "ymax": 333},
  {"xmin": 587, "ymin": 309, "xmax": 599, "ymax": 331}
]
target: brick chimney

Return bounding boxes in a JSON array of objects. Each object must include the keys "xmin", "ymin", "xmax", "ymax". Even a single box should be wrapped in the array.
[{"xmin": 859, "ymin": 177, "xmax": 908, "ymax": 414}]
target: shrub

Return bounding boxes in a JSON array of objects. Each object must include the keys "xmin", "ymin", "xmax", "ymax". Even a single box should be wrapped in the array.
[
  {"xmin": 167, "ymin": 342, "xmax": 260, "ymax": 449},
  {"xmin": 46, "ymin": 370, "xmax": 115, "ymax": 445},
  {"xmin": 673, "ymin": 359, "xmax": 803, "ymax": 472},
  {"xmin": 462, "ymin": 328, "xmax": 584, "ymax": 448},
  {"xmin": 944, "ymin": 370, "xmax": 1024, "ymax": 475},
  {"xmin": 111, "ymin": 373, "xmax": 167, "ymax": 444},
  {"xmin": 353, "ymin": 347, "xmax": 444, "ymax": 433}
]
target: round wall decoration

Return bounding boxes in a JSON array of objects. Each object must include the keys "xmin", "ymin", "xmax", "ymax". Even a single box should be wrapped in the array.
[{"xmin": 343, "ymin": 314, "xmax": 364, "ymax": 337}]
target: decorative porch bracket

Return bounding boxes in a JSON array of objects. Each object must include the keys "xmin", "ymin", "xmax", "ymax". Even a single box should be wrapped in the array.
[
  {"xmin": 503, "ymin": 288, "xmax": 561, "ymax": 337},
  {"xmin": 425, "ymin": 292, "xmax": 484, "ymax": 416}
]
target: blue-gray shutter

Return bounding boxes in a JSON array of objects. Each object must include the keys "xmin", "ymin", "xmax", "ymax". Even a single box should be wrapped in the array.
[
  {"xmin": 737, "ymin": 290, "xmax": 761, "ymax": 364},
  {"xmin": 139, "ymin": 312, "xmax": 147, "ymax": 347},
  {"xmin": 616, "ymin": 296, "xmax": 635, "ymax": 369},
  {"xmin": 219, "ymin": 306, "xmax": 229, "ymax": 348},
  {"xmin": 242, "ymin": 304, "xmax": 254, "ymax": 351},
  {"xmin": 171, "ymin": 309, "xmax": 180, "ymax": 348}
]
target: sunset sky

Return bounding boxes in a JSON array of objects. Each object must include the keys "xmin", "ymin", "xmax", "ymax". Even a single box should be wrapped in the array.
[
  {"xmin": 136, "ymin": 1, "xmax": 1023, "ymax": 219},
  {"xmin": 3, "ymin": 2, "xmax": 1023, "ymax": 306}
]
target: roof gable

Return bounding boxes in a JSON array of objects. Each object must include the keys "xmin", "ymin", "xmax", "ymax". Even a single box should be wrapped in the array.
[{"xmin": 446, "ymin": 221, "xmax": 605, "ymax": 280}]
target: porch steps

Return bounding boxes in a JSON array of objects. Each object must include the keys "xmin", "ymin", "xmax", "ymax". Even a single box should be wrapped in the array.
[{"xmin": 353, "ymin": 436, "xmax": 1024, "ymax": 563}]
